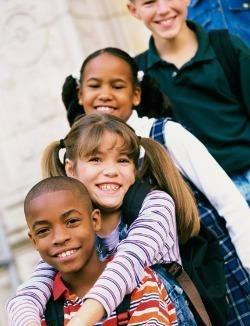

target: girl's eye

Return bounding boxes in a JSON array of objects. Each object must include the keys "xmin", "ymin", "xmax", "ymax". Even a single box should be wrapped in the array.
[
  {"xmin": 118, "ymin": 157, "xmax": 131, "ymax": 163},
  {"xmin": 88, "ymin": 84, "xmax": 99, "ymax": 88},
  {"xmin": 113, "ymin": 84, "xmax": 125, "ymax": 89},
  {"xmin": 89, "ymin": 156, "xmax": 101, "ymax": 163}
]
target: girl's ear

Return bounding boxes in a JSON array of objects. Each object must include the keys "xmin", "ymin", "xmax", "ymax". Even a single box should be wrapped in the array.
[
  {"xmin": 91, "ymin": 209, "xmax": 102, "ymax": 232},
  {"xmin": 133, "ymin": 87, "xmax": 141, "ymax": 106},
  {"xmin": 127, "ymin": 2, "xmax": 141, "ymax": 19},
  {"xmin": 65, "ymin": 158, "xmax": 75, "ymax": 177},
  {"xmin": 77, "ymin": 87, "xmax": 83, "ymax": 106}
]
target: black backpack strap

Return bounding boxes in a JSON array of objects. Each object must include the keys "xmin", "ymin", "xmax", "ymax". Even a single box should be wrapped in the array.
[
  {"xmin": 116, "ymin": 294, "xmax": 131, "ymax": 326},
  {"xmin": 209, "ymin": 30, "xmax": 240, "ymax": 100},
  {"xmin": 121, "ymin": 180, "xmax": 152, "ymax": 228},
  {"xmin": 44, "ymin": 297, "xmax": 64, "ymax": 326}
]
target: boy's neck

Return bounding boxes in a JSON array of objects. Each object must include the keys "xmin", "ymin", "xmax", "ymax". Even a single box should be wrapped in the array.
[
  {"xmin": 153, "ymin": 23, "xmax": 198, "ymax": 69},
  {"xmin": 61, "ymin": 256, "xmax": 106, "ymax": 298}
]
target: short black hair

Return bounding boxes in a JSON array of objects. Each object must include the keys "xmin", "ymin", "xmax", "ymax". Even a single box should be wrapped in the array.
[{"xmin": 24, "ymin": 176, "xmax": 92, "ymax": 217}]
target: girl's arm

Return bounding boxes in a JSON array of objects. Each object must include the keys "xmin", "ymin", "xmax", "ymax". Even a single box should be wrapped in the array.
[
  {"xmin": 165, "ymin": 120, "xmax": 250, "ymax": 273},
  {"xmin": 6, "ymin": 260, "xmax": 56, "ymax": 326},
  {"xmin": 68, "ymin": 190, "xmax": 178, "ymax": 325}
]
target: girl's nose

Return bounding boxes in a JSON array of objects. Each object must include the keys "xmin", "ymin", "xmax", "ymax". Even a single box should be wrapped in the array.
[
  {"xmin": 98, "ymin": 87, "xmax": 113, "ymax": 101},
  {"xmin": 102, "ymin": 164, "xmax": 119, "ymax": 176}
]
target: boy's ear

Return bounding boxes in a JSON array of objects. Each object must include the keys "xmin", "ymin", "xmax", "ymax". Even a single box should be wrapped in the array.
[
  {"xmin": 127, "ymin": 2, "xmax": 141, "ymax": 19},
  {"xmin": 91, "ymin": 209, "xmax": 102, "ymax": 232},
  {"xmin": 28, "ymin": 231, "xmax": 38, "ymax": 251},
  {"xmin": 65, "ymin": 158, "xmax": 75, "ymax": 178}
]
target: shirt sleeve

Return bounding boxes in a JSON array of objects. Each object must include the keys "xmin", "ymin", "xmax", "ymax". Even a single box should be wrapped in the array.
[
  {"xmin": 6, "ymin": 260, "xmax": 56, "ymax": 326},
  {"xmin": 165, "ymin": 120, "xmax": 250, "ymax": 274},
  {"xmin": 84, "ymin": 190, "xmax": 179, "ymax": 316},
  {"xmin": 127, "ymin": 268, "xmax": 178, "ymax": 326}
]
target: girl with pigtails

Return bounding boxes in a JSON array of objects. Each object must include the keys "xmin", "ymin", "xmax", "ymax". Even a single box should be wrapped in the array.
[{"xmin": 7, "ymin": 47, "xmax": 250, "ymax": 325}]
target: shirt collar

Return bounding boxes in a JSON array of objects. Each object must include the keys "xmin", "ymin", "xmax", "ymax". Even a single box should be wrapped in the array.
[
  {"xmin": 53, "ymin": 272, "xmax": 70, "ymax": 300},
  {"xmin": 127, "ymin": 110, "xmax": 155, "ymax": 137},
  {"xmin": 146, "ymin": 21, "xmax": 215, "ymax": 69}
]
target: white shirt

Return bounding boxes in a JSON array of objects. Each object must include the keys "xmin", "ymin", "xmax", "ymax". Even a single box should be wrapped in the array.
[{"xmin": 127, "ymin": 110, "xmax": 250, "ymax": 274}]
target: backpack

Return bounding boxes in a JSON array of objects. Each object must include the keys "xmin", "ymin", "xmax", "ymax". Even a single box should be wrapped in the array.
[
  {"xmin": 44, "ymin": 294, "xmax": 131, "ymax": 326},
  {"xmin": 135, "ymin": 30, "xmax": 248, "ymax": 117},
  {"xmin": 121, "ymin": 180, "xmax": 228, "ymax": 326}
]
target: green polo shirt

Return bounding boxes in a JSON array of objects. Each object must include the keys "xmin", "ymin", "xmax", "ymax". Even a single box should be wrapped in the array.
[{"xmin": 135, "ymin": 22, "xmax": 250, "ymax": 176}]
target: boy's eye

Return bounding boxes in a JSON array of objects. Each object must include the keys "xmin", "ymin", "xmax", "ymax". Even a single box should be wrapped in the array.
[
  {"xmin": 66, "ymin": 218, "xmax": 81, "ymax": 227},
  {"xmin": 35, "ymin": 227, "xmax": 50, "ymax": 237}
]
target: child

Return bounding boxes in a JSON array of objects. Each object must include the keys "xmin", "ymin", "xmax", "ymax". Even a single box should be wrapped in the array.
[
  {"xmin": 7, "ymin": 47, "xmax": 250, "ymax": 324},
  {"xmin": 8, "ymin": 113, "xmax": 199, "ymax": 326},
  {"xmin": 127, "ymin": 0, "xmax": 250, "ymax": 205},
  {"xmin": 24, "ymin": 175, "xmax": 178, "ymax": 325}
]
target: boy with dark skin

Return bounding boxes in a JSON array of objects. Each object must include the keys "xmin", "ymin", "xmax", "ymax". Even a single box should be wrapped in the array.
[{"xmin": 24, "ymin": 176, "xmax": 177, "ymax": 325}]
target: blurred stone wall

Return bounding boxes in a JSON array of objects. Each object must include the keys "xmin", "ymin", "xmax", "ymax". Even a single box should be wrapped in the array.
[{"xmin": 0, "ymin": 0, "xmax": 149, "ymax": 323}]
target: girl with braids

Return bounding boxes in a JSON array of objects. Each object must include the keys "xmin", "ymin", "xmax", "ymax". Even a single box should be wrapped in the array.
[
  {"xmin": 8, "ymin": 113, "xmax": 199, "ymax": 326},
  {"xmin": 7, "ymin": 48, "xmax": 250, "ymax": 325}
]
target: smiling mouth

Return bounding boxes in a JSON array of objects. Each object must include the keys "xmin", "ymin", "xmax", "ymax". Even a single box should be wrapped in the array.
[
  {"xmin": 98, "ymin": 184, "xmax": 120, "ymax": 191},
  {"xmin": 95, "ymin": 106, "xmax": 115, "ymax": 113},
  {"xmin": 156, "ymin": 16, "xmax": 176, "ymax": 27},
  {"xmin": 56, "ymin": 249, "xmax": 78, "ymax": 258}
]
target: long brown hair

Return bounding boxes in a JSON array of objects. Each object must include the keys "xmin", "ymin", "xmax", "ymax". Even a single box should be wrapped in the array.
[{"xmin": 42, "ymin": 113, "xmax": 200, "ymax": 243}]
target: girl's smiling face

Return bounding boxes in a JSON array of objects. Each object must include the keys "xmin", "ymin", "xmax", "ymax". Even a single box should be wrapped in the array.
[
  {"xmin": 65, "ymin": 131, "xmax": 136, "ymax": 212},
  {"xmin": 78, "ymin": 52, "xmax": 141, "ymax": 122}
]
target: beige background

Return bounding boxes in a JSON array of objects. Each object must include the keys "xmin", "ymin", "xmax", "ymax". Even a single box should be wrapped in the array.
[{"xmin": 0, "ymin": 0, "xmax": 149, "ymax": 323}]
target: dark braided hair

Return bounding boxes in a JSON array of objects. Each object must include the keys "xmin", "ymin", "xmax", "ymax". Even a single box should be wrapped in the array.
[{"xmin": 61, "ymin": 47, "xmax": 172, "ymax": 126}]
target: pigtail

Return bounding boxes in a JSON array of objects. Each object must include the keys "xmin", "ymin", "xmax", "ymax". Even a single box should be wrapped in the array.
[
  {"xmin": 139, "ymin": 137, "xmax": 200, "ymax": 244},
  {"xmin": 136, "ymin": 75, "xmax": 172, "ymax": 119},
  {"xmin": 41, "ymin": 141, "xmax": 66, "ymax": 178},
  {"xmin": 61, "ymin": 75, "xmax": 84, "ymax": 126}
]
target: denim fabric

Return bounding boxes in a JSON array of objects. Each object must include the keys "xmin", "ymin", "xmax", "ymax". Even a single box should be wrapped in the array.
[
  {"xmin": 188, "ymin": 0, "xmax": 250, "ymax": 46},
  {"xmin": 153, "ymin": 265, "xmax": 197, "ymax": 326},
  {"xmin": 231, "ymin": 168, "xmax": 250, "ymax": 206},
  {"xmin": 150, "ymin": 118, "xmax": 250, "ymax": 326}
]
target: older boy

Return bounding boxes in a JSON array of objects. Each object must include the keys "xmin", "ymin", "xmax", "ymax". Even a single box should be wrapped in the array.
[
  {"xmin": 127, "ymin": 0, "xmax": 250, "ymax": 204},
  {"xmin": 24, "ymin": 176, "xmax": 177, "ymax": 325},
  {"xmin": 127, "ymin": 1, "xmax": 250, "ymax": 324}
]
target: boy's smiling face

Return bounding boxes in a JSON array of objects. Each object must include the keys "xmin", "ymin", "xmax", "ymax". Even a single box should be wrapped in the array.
[
  {"xmin": 27, "ymin": 190, "xmax": 101, "ymax": 279},
  {"xmin": 128, "ymin": 0, "xmax": 190, "ymax": 41}
]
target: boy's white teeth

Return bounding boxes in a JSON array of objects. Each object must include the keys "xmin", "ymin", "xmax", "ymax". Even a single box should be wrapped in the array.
[
  {"xmin": 57, "ymin": 249, "xmax": 77, "ymax": 258},
  {"xmin": 99, "ymin": 184, "xmax": 119, "ymax": 190}
]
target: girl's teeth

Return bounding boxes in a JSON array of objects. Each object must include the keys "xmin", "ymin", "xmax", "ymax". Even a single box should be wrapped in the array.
[
  {"xmin": 100, "ymin": 184, "xmax": 119, "ymax": 190},
  {"xmin": 97, "ymin": 107, "xmax": 114, "ymax": 112}
]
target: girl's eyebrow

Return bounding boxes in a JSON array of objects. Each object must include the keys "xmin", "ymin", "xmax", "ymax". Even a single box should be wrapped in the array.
[{"xmin": 86, "ymin": 77, "xmax": 127, "ymax": 83}]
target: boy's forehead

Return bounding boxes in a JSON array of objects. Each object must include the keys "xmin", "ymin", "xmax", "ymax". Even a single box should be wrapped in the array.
[{"xmin": 27, "ymin": 190, "xmax": 85, "ymax": 217}]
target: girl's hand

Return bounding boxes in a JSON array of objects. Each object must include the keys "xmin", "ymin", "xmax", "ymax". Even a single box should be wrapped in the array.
[{"xmin": 67, "ymin": 299, "xmax": 105, "ymax": 326}]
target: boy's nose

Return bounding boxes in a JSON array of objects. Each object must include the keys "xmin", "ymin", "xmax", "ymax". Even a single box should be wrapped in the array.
[
  {"xmin": 52, "ymin": 226, "xmax": 71, "ymax": 245},
  {"xmin": 157, "ymin": 0, "xmax": 170, "ymax": 14}
]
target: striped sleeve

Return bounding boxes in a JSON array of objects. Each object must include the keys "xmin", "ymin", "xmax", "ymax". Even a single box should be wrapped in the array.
[
  {"xmin": 127, "ymin": 268, "xmax": 178, "ymax": 325},
  {"xmin": 6, "ymin": 260, "xmax": 56, "ymax": 326},
  {"xmin": 85, "ymin": 190, "xmax": 180, "ymax": 316}
]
